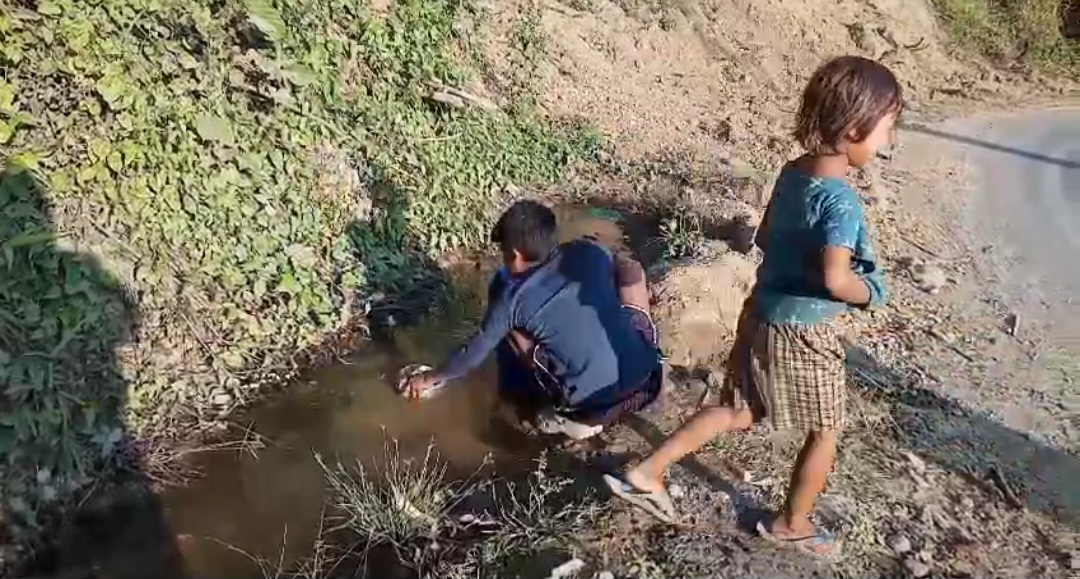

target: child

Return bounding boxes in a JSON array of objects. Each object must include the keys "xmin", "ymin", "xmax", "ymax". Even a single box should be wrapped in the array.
[
  {"xmin": 603, "ymin": 55, "xmax": 898, "ymax": 556},
  {"xmin": 401, "ymin": 200, "xmax": 664, "ymax": 440}
]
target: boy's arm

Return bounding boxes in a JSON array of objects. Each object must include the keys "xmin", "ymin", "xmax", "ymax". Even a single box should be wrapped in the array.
[{"xmin": 431, "ymin": 280, "xmax": 514, "ymax": 384}]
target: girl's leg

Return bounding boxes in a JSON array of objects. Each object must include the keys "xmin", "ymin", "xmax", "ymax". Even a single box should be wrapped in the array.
[
  {"xmin": 615, "ymin": 256, "xmax": 649, "ymax": 311},
  {"xmin": 769, "ymin": 429, "xmax": 838, "ymax": 551},
  {"xmin": 623, "ymin": 405, "xmax": 754, "ymax": 492}
]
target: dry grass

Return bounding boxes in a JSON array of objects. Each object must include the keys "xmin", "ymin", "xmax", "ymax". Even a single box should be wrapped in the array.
[
  {"xmin": 933, "ymin": 0, "xmax": 1078, "ymax": 71},
  {"xmin": 316, "ymin": 440, "xmax": 474, "ymax": 560},
  {"xmin": 315, "ymin": 439, "xmax": 601, "ymax": 578}
]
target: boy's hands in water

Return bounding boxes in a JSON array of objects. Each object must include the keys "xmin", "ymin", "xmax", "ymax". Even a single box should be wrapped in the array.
[{"xmin": 400, "ymin": 370, "xmax": 442, "ymax": 400}]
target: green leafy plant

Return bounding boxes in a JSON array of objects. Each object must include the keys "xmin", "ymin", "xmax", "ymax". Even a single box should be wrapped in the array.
[
  {"xmin": 0, "ymin": 0, "xmax": 599, "ymax": 546},
  {"xmin": 660, "ymin": 213, "xmax": 707, "ymax": 260}
]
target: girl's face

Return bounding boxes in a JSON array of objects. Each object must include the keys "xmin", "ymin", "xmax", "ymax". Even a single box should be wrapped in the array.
[{"xmin": 846, "ymin": 111, "xmax": 897, "ymax": 167}]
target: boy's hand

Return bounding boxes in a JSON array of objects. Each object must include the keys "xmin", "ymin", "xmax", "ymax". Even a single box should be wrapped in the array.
[{"xmin": 401, "ymin": 371, "xmax": 441, "ymax": 400}]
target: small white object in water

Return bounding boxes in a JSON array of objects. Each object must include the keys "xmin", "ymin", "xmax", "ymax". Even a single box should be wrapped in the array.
[
  {"xmin": 395, "ymin": 364, "xmax": 446, "ymax": 399},
  {"xmin": 546, "ymin": 558, "xmax": 585, "ymax": 579}
]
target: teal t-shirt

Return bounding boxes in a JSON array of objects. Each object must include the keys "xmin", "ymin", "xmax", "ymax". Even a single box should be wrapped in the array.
[{"xmin": 752, "ymin": 165, "xmax": 886, "ymax": 325}]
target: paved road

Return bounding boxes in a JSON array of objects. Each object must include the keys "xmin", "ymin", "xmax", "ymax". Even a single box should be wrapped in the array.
[{"xmin": 916, "ymin": 110, "xmax": 1080, "ymax": 312}]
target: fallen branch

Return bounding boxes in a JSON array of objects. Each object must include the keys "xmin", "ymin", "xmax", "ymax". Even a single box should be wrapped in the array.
[{"xmin": 426, "ymin": 84, "xmax": 501, "ymax": 114}]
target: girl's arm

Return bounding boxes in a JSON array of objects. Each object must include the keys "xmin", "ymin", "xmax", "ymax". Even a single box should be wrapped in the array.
[{"xmin": 822, "ymin": 246, "xmax": 871, "ymax": 306}]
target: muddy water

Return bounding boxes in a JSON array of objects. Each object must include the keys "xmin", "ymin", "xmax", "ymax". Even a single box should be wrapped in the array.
[
  {"xmin": 164, "ymin": 345, "xmax": 537, "ymax": 577},
  {"xmin": 152, "ymin": 206, "xmax": 656, "ymax": 577}
]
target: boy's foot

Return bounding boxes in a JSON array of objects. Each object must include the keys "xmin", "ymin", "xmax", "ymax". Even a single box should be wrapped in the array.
[
  {"xmin": 756, "ymin": 518, "xmax": 841, "ymax": 559},
  {"xmin": 534, "ymin": 408, "xmax": 603, "ymax": 440},
  {"xmin": 601, "ymin": 472, "xmax": 676, "ymax": 523}
]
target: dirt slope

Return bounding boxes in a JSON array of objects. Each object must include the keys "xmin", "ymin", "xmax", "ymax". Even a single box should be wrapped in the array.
[
  {"xmin": 468, "ymin": 1, "xmax": 1079, "ymax": 577},
  {"xmin": 484, "ymin": 0, "xmax": 1026, "ymax": 172}
]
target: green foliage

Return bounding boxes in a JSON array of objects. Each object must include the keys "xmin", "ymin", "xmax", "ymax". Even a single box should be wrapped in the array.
[
  {"xmin": 0, "ymin": 0, "xmax": 597, "ymax": 535},
  {"xmin": 932, "ymin": 0, "xmax": 1078, "ymax": 71},
  {"xmin": 659, "ymin": 213, "xmax": 707, "ymax": 261},
  {"xmin": 507, "ymin": 0, "xmax": 549, "ymax": 107}
]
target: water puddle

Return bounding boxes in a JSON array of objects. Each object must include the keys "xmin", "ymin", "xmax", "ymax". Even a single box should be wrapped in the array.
[
  {"xmin": 57, "ymin": 205, "xmax": 662, "ymax": 578},
  {"xmin": 166, "ymin": 343, "xmax": 540, "ymax": 577}
]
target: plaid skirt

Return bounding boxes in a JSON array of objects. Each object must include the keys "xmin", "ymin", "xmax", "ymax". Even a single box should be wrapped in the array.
[{"xmin": 720, "ymin": 308, "xmax": 847, "ymax": 431}]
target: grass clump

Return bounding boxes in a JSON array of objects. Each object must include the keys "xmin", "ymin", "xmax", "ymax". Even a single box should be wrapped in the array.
[
  {"xmin": 933, "ymin": 0, "xmax": 1078, "ymax": 71},
  {"xmin": 0, "ymin": 0, "xmax": 598, "ymax": 542},
  {"xmin": 659, "ymin": 213, "xmax": 708, "ymax": 261},
  {"xmin": 316, "ymin": 443, "xmax": 598, "ymax": 578}
]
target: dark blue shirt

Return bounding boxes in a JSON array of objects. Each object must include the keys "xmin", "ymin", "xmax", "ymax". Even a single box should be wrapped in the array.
[{"xmin": 440, "ymin": 240, "xmax": 659, "ymax": 405}]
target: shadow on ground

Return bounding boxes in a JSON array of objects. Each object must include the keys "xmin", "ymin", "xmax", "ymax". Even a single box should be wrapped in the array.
[
  {"xmin": 901, "ymin": 121, "xmax": 1080, "ymax": 170},
  {"xmin": 844, "ymin": 343, "xmax": 1080, "ymax": 527},
  {"xmin": 0, "ymin": 166, "xmax": 185, "ymax": 578}
]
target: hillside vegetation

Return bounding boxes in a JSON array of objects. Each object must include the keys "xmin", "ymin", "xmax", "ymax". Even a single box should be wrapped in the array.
[
  {"xmin": 0, "ymin": 0, "xmax": 596, "ymax": 536},
  {"xmin": 933, "ymin": 0, "xmax": 1078, "ymax": 70}
]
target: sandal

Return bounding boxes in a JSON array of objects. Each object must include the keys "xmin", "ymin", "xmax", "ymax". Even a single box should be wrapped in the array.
[
  {"xmin": 756, "ymin": 520, "xmax": 842, "ymax": 561},
  {"xmin": 601, "ymin": 473, "xmax": 677, "ymax": 523}
]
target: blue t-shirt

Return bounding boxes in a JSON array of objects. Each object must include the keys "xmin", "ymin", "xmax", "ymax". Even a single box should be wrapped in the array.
[
  {"xmin": 441, "ymin": 240, "xmax": 660, "ymax": 405},
  {"xmin": 753, "ymin": 166, "xmax": 886, "ymax": 325}
]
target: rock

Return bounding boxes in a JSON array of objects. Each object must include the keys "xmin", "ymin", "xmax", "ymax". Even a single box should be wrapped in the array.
[
  {"xmin": 904, "ymin": 558, "xmax": 931, "ymax": 578},
  {"xmin": 902, "ymin": 451, "xmax": 927, "ymax": 475},
  {"xmin": 848, "ymin": 23, "xmax": 889, "ymax": 59},
  {"xmin": 889, "ymin": 534, "xmax": 913, "ymax": 555},
  {"xmin": 212, "ymin": 393, "xmax": 233, "ymax": 406},
  {"xmin": 1004, "ymin": 312, "xmax": 1019, "ymax": 336},
  {"xmin": 596, "ymin": 572, "xmax": 615, "ymax": 579},
  {"xmin": 546, "ymin": 558, "xmax": 585, "ymax": 579},
  {"xmin": 669, "ymin": 484, "xmax": 686, "ymax": 499},
  {"xmin": 908, "ymin": 261, "xmax": 948, "ymax": 294},
  {"xmin": 605, "ymin": 441, "xmax": 630, "ymax": 454}
]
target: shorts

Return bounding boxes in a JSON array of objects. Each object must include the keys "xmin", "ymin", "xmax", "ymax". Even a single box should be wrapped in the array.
[
  {"xmin": 720, "ymin": 307, "xmax": 846, "ymax": 431},
  {"xmin": 499, "ymin": 304, "xmax": 662, "ymax": 427}
]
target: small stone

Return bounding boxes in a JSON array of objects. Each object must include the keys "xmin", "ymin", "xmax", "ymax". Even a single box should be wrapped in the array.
[
  {"xmin": 546, "ymin": 558, "xmax": 585, "ymax": 579},
  {"xmin": 910, "ymin": 262, "xmax": 948, "ymax": 294},
  {"xmin": 849, "ymin": 22, "xmax": 888, "ymax": 59},
  {"xmin": 903, "ymin": 451, "xmax": 927, "ymax": 475},
  {"xmin": 596, "ymin": 571, "xmax": 615, "ymax": 579},
  {"xmin": 668, "ymin": 484, "xmax": 685, "ymax": 499},
  {"xmin": 1004, "ymin": 312, "xmax": 1019, "ymax": 336},
  {"xmin": 605, "ymin": 441, "xmax": 630, "ymax": 454},
  {"xmin": 960, "ymin": 496, "xmax": 975, "ymax": 511},
  {"xmin": 904, "ymin": 558, "xmax": 931, "ymax": 578},
  {"xmin": 458, "ymin": 513, "xmax": 476, "ymax": 524},
  {"xmin": 889, "ymin": 534, "xmax": 912, "ymax": 554},
  {"xmin": 212, "ymin": 393, "xmax": 233, "ymax": 406}
]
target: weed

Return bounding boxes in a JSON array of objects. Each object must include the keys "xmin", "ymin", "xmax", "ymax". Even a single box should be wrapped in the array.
[
  {"xmin": 659, "ymin": 213, "xmax": 708, "ymax": 261},
  {"xmin": 508, "ymin": 0, "xmax": 549, "ymax": 107},
  {"xmin": 317, "ymin": 442, "xmax": 598, "ymax": 578},
  {"xmin": 932, "ymin": 0, "xmax": 1078, "ymax": 71},
  {"xmin": 316, "ymin": 440, "xmax": 472, "ymax": 562}
]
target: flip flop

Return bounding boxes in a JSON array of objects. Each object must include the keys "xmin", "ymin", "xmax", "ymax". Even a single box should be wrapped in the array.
[
  {"xmin": 755, "ymin": 520, "xmax": 842, "ymax": 561},
  {"xmin": 602, "ymin": 473, "xmax": 677, "ymax": 523}
]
